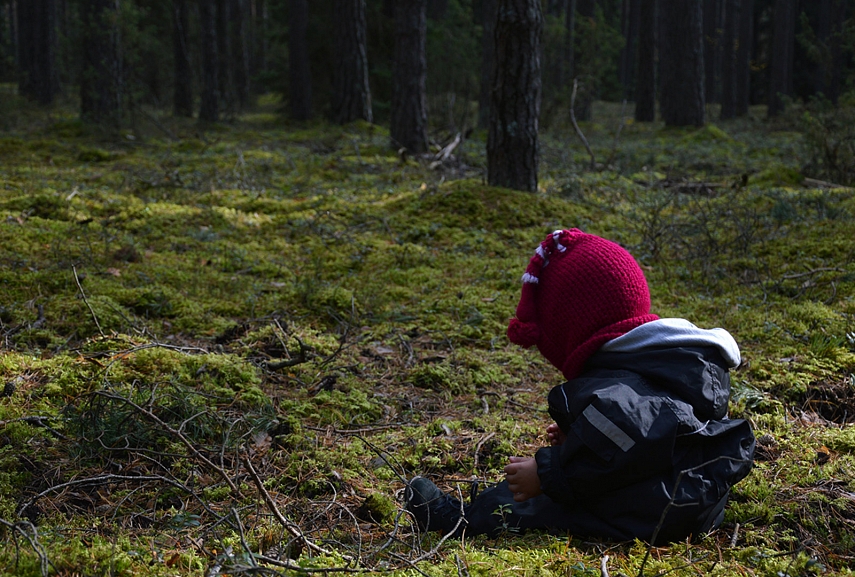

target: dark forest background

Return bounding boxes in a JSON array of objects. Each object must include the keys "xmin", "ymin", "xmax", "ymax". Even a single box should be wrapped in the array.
[{"xmin": 0, "ymin": 0, "xmax": 855, "ymax": 152}]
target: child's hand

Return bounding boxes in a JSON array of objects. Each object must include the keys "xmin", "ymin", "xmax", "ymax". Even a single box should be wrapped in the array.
[
  {"xmin": 546, "ymin": 423, "xmax": 566, "ymax": 446},
  {"xmin": 504, "ymin": 456, "xmax": 542, "ymax": 502}
]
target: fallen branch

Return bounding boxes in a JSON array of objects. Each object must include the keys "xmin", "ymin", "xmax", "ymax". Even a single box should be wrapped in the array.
[
  {"xmin": 93, "ymin": 390, "xmax": 240, "ymax": 494},
  {"xmin": 0, "ymin": 518, "xmax": 52, "ymax": 577},
  {"xmin": 73, "ymin": 265, "xmax": 104, "ymax": 338},
  {"xmin": 241, "ymin": 454, "xmax": 351, "ymax": 562}
]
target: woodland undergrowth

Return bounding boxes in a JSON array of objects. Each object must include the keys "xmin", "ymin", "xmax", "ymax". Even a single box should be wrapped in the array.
[{"xmin": 1, "ymin": 93, "xmax": 854, "ymax": 576}]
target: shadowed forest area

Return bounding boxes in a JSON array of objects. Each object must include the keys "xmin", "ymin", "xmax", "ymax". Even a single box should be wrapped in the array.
[{"xmin": 2, "ymin": 0, "xmax": 855, "ymax": 576}]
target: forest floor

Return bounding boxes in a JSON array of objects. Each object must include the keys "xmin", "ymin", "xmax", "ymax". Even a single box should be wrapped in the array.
[{"xmin": 1, "ymin": 91, "xmax": 854, "ymax": 577}]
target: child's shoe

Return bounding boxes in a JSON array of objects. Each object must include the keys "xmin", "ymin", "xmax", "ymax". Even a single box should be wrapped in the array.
[{"xmin": 405, "ymin": 477, "xmax": 467, "ymax": 536}]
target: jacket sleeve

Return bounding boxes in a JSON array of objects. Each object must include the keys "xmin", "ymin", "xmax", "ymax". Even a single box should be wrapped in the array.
[{"xmin": 535, "ymin": 376, "xmax": 693, "ymax": 506}]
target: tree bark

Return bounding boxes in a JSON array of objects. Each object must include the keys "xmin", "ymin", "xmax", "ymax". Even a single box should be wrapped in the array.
[
  {"xmin": 719, "ymin": 0, "xmax": 740, "ymax": 119},
  {"xmin": 173, "ymin": 0, "xmax": 193, "ymax": 117},
  {"xmin": 478, "ymin": 0, "xmax": 498, "ymax": 129},
  {"xmin": 577, "ymin": 0, "xmax": 595, "ymax": 17},
  {"xmin": 659, "ymin": 0, "xmax": 705, "ymax": 126},
  {"xmin": 826, "ymin": 0, "xmax": 845, "ymax": 104},
  {"xmin": 703, "ymin": 0, "xmax": 719, "ymax": 103},
  {"xmin": 734, "ymin": 0, "xmax": 752, "ymax": 115},
  {"xmin": 288, "ymin": 0, "xmax": 312, "ymax": 121},
  {"xmin": 573, "ymin": 0, "xmax": 596, "ymax": 120},
  {"xmin": 17, "ymin": 0, "xmax": 58, "ymax": 105},
  {"xmin": 80, "ymin": 0, "xmax": 121, "ymax": 127},
  {"xmin": 232, "ymin": 0, "xmax": 251, "ymax": 109},
  {"xmin": 217, "ymin": 0, "xmax": 235, "ymax": 116},
  {"xmin": 427, "ymin": 0, "xmax": 448, "ymax": 19},
  {"xmin": 634, "ymin": 0, "xmax": 656, "ymax": 121},
  {"xmin": 199, "ymin": 0, "xmax": 219, "ymax": 122},
  {"xmin": 813, "ymin": 0, "xmax": 831, "ymax": 99},
  {"xmin": 767, "ymin": 0, "xmax": 794, "ymax": 117},
  {"xmin": 391, "ymin": 0, "xmax": 428, "ymax": 153},
  {"xmin": 332, "ymin": 0, "xmax": 372, "ymax": 124},
  {"xmin": 487, "ymin": 0, "xmax": 542, "ymax": 192},
  {"xmin": 622, "ymin": 0, "xmax": 640, "ymax": 99},
  {"xmin": 563, "ymin": 0, "xmax": 576, "ymax": 87}
]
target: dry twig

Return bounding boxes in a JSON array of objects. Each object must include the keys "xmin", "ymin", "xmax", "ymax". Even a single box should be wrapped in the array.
[{"xmin": 570, "ymin": 79, "xmax": 596, "ymax": 169}]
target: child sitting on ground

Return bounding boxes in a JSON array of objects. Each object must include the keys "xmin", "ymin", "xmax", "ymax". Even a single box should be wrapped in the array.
[{"xmin": 406, "ymin": 229, "xmax": 755, "ymax": 543}]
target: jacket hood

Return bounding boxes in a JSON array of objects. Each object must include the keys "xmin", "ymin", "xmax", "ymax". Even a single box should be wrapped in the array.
[
  {"xmin": 587, "ymin": 319, "xmax": 740, "ymax": 420},
  {"xmin": 600, "ymin": 318, "xmax": 740, "ymax": 367}
]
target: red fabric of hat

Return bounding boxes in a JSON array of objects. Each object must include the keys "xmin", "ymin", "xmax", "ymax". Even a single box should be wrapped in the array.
[{"xmin": 507, "ymin": 229, "xmax": 658, "ymax": 380}]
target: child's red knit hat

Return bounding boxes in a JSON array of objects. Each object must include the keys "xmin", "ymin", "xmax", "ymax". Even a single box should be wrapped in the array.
[{"xmin": 507, "ymin": 229, "xmax": 658, "ymax": 380}]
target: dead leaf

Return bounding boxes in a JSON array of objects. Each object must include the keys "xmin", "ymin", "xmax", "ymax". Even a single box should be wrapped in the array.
[{"xmin": 106, "ymin": 267, "xmax": 122, "ymax": 277}]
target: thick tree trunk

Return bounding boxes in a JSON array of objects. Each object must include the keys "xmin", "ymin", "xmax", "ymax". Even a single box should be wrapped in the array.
[
  {"xmin": 199, "ymin": 0, "xmax": 219, "ymax": 122},
  {"xmin": 659, "ymin": 0, "xmax": 705, "ymax": 126},
  {"xmin": 813, "ymin": 0, "xmax": 831, "ymax": 98},
  {"xmin": 634, "ymin": 0, "xmax": 656, "ymax": 121},
  {"xmin": 232, "ymin": 0, "xmax": 251, "ymax": 109},
  {"xmin": 826, "ymin": 0, "xmax": 845, "ymax": 104},
  {"xmin": 17, "ymin": 0, "xmax": 58, "ymax": 105},
  {"xmin": 573, "ymin": 0, "xmax": 595, "ymax": 120},
  {"xmin": 478, "ymin": 0, "xmax": 498, "ymax": 129},
  {"xmin": 719, "ymin": 0, "xmax": 740, "ymax": 119},
  {"xmin": 391, "ymin": 0, "xmax": 428, "ymax": 153},
  {"xmin": 217, "ymin": 0, "xmax": 235, "ymax": 116},
  {"xmin": 487, "ymin": 0, "xmax": 542, "ymax": 192},
  {"xmin": 622, "ymin": 0, "xmax": 640, "ymax": 99},
  {"xmin": 427, "ymin": 0, "xmax": 448, "ymax": 19},
  {"xmin": 80, "ymin": 0, "xmax": 121, "ymax": 127},
  {"xmin": 288, "ymin": 0, "xmax": 312, "ymax": 121},
  {"xmin": 173, "ymin": 0, "xmax": 193, "ymax": 117},
  {"xmin": 563, "ymin": 0, "xmax": 576, "ymax": 87},
  {"xmin": 332, "ymin": 0, "xmax": 372, "ymax": 124},
  {"xmin": 734, "ymin": 0, "xmax": 752, "ymax": 115},
  {"xmin": 703, "ymin": 0, "xmax": 719, "ymax": 103},
  {"xmin": 577, "ymin": 0, "xmax": 595, "ymax": 17},
  {"xmin": 767, "ymin": 0, "xmax": 794, "ymax": 117}
]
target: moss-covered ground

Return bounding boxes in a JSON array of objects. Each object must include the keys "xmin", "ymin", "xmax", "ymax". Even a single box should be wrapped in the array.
[{"xmin": 1, "ymin": 92, "xmax": 854, "ymax": 576}]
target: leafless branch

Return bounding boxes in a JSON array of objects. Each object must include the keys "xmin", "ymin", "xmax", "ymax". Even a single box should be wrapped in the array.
[
  {"xmin": 0, "ymin": 518, "xmax": 52, "ymax": 577},
  {"xmin": 570, "ymin": 79, "xmax": 596, "ymax": 169},
  {"xmin": 93, "ymin": 390, "xmax": 240, "ymax": 493},
  {"xmin": 73, "ymin": 265, "xmax": 104, "ymax": 337},
  {"xmin": 241, "ymin": 454, "xmax": 350, "ymax": 561}
]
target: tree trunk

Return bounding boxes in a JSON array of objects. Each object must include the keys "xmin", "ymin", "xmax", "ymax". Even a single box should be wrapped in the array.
[
  {"xmin": 199, "ymin": 0, "xmax": 219, "ymax": 122},
  {"xmin": 577, "ymin": 0, "xmax": 595, "ymax": 17},
  {"xmin": 332, "ymin": 0, "xmax": 372, "ymax": 124},
  {"xmin": 232, "ymin": 0, "xmax": 251, "ymax": 109},
  {"xmin": 734, "ymin": 0, "xmax": 752, "ymax": 115},
  {"xmin": 427, "ymin": 0, "xmax": 448, "ymax": 19},
  {"xmin": 573, "ymin": 0, "xmax": 595, "ymax": 120},
  {"xmin": 173, "ymin": 0, "xmax": 193, "ymax": 117},
  {"xmin": 659, "ymin": 0, "xmax": 705, "ymax": 126},
  {"xmin": 719, "ymin": 0, "xmax": 740, "ymax": 119},
  {"xmin": 80, "ymin": 0, "xmax": 121, "ymax": 127},
  {"xmin": 767, "ymin": 0, "xmax": 794, "ymax": 117},
  {"xmin": 217, "ymin": 0, "xmax": 235, "ymax": 116},
  {"xmin": 623, "ymin": 0, "xmax": 640, "ymax": 99},
  {"xmin": 634, "ymin": 0, "xmax": 656, "ymax": 121},
  {"xmin": 17, "ymin": 0, "xmax": 58, "ymax": 105},
  {"xmin": 703, "ymin": 0, "xmax": 718, "ymax": 103},
  {"xmin": 826, "ymin": 0, "xmax": 845, "ymax": 104},
  {"xmin": 478, "ymin": 0, "xmax": 498, "ymax": 129},
  {"xmin": 563, "ymin": 0, "xmax": 576, "ymax": 87},
  {"xmin": 391, "ymin": 0, "xmax": 428, "ymax": 153},
  {"xmin": 288, "ymin": 0, "xmax": 312, "ymax": 121},
  {"xmin": 487, "ymin": 0, "xmax": 542, "ymax": 192},
  {"xmin": 813, "ymin": 0, "xmax": 831, "ymax": 99}
]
